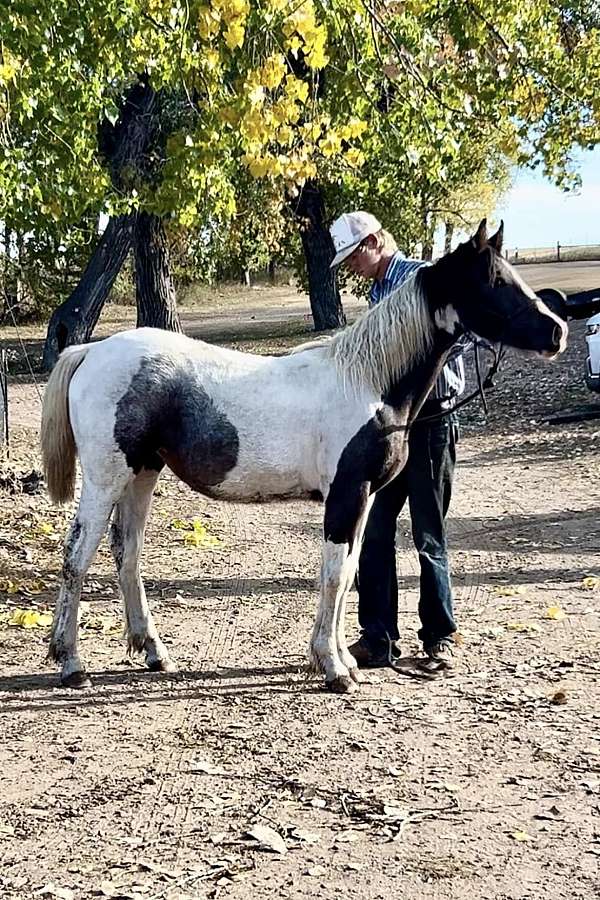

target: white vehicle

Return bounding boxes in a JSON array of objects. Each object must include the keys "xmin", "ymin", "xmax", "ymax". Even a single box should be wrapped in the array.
[{"xmin": 585, "ymin": 311, "xmax": 600, "ymax": 392}]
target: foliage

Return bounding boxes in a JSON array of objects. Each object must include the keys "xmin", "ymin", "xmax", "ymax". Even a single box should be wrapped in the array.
[{"xmin": 0, "ymin": 1, "xmax": 598, "ymax": 306}]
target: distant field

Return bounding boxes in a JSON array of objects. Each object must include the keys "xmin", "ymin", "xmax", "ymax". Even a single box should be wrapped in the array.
[{"xmin": 508, "ymin": 244, "xmax": 600, "ymax": 264}]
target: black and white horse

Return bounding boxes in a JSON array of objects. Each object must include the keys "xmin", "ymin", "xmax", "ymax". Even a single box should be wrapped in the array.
[{"xmin": 41, "ymin": 220, "xmax": 567, "ymax": 692}]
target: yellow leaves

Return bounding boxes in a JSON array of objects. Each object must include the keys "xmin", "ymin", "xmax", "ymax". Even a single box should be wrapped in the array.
[
  {"xmin": 184, "ymin": 520, "xmax": 223, "ymax": 549},
  {"xmin": 243, "ymin": 154, "xmax": 271, "ymax": 178},
  {"xmin": 170, "ymin": 517, "xmax": 223, "ymax": 549},
  {"xmin": 0, "ymin": 576, "xmax": 44, "ymax": 596},
  {"xmin": 545, "ymin": 605, "xmax": 566, "ymax": 621},
  {"xmin": 284, "ymin": 75, "xmax": 309, "ymax": 105},
  {"xmin": 204, "ymin": 49, "xmax": 221, "ymax": 71},
  {"xmin": 242, "ymin": 151, "xmax": 316, "ymax": 182},
  {"xmin": 582, "ymin": 575, "xmax": 600, "ymax": 590},
  {"xmin": 4, "ymin": 608, "xmax": 53, "ymax": 629},
  {"xmin": 36, "ymin": 521, "xmax": 55, "ymax": 536},
  {"xmin": 320, "ymin": 131, "xmax": 342, "ymax": 157},
  {"xmin": 261, "ymin": 54, "xmax": 286, "ymax": 91},
  {"xmin": 511, "ymin": 830, "xmax": 533, "ymax": 842},
  {"xmin": 169, "ymin": 518, "xmax": 189, "ymax": 531},
  {"xmin": 339, "ymin": 118, "xmax": 368, "ymax": 141},
  {"xmin": 301, "ymin": 121, "xmax": 323, "ymax": 142},
  {"xmin": 282, "ymin": 0, "xmax": 328, "ymax": 69},
  {"xmin": 0, "ymin": 60, "xmax": 18, "ymax": 85},
  {"xmin": 344, "ymin": 148, "xmax": 365, "ymax": 168},
  {"xmin": 197, "ymin": 7, "xmax": 221, "ymax": 41},
  {"xmin": 241, "ymin": 107, "xmax": 273, "ymax": 143},
  {"xmin": 224, "ymin": 21, "xmax": 245, "ymax": 50},
  {"xmin": 0, "ymin": 577, "xmax": 20, "ymax": 595},
  {"xmin": 492, "ymin": 585, "xmax": 527, "ymax": 597}
]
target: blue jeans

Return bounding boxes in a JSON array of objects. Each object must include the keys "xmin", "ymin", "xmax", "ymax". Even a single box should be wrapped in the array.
[{"xmin": 357, "ymin": 413, "xmax": 457, "ymax": 649}]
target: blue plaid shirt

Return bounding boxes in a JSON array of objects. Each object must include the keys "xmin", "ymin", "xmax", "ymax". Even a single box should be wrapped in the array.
[{"xmin": 370, "ymin": 252, "xmax": 466, "ymax": 407}]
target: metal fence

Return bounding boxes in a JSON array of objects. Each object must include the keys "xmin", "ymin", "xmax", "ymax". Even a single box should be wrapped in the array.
[{"xmin": 508, "ymin": 243, "xmax": 600, "ymax": 264}]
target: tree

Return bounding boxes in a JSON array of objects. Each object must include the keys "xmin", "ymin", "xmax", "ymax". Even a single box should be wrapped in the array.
[{"xmin": 1, "ymin": 1, "xmax": 598, "ymax": 350}]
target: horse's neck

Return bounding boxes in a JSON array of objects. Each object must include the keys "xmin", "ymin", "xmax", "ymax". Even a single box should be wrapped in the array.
[{"xmin": 383, "ymin": 330, "xmax": 458, "ymax": 420}]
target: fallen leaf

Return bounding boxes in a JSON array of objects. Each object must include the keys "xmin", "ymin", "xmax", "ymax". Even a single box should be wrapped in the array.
[
  {"xmin": 511, "ymin": 830, "xmax": 533, "ymax": 842},
  {"xmin": 506, "ymin": 622, "xmax": 541, "ymax": 633},
  {"xmin": 8, "ymin": 608, "xmax": 53, "ymax": 629},
  {"xmin": 36, "ymin": 522, "xmax": 55, "ymax": 535},
  {"xmin": 493, "ymin": 586, "xmax": 527, "ymax": 597},
  {"xmin": 581, "ymin": 576, "xmax": 599, "ymax": 590},
  {"xmin": 0, "ymin": 823, "xmax": 15, "ymax": 835},
  {"xmin": 0, "ymin": 577, "xmax": 20, "ymax": 594},
  {"xmin": 246, "ymin": 824, "xmax": 287, "ymax": 854},
  {"xmin": 183, "ymin": 520, "xmax": 223, "ymax": 549},
  {"xmin": 550, "ymin": 690, "xmax": 567, "ymax": 705},
  {"xmin": 545, "ymin": 605, "xmax": 566, "ymax": 621},
  {"xmin": 305, "ymin": 865, "xmax": 327, "ymax": 877}
]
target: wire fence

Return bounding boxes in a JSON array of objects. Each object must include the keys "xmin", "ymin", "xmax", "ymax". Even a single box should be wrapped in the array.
[{"xmin": 508, "ymin": 243, "xmax": 600, "ymax": 265}]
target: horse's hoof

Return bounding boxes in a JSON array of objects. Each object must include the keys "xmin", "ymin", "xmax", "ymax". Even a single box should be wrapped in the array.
[
  {"xmin": 147, "ymin": 658, "xmax": 178, "ymax": 673},
  {"xmin": 325, "ymin": 675, "xmax": 357, "ymax": 694},
  {"xmin": 61, "ymin": 670, "xmax": 92, "ymax": 689},
  {"xmin": 348, "ymin": 667, "xmax": 365, "ymax": 684}
]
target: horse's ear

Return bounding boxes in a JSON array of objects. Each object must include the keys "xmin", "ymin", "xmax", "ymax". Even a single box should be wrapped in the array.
[
  {"xmin": 472, "ymin": 218, "xmax": 488, "ymax": 252},
  {"xmin": 489, "ymin": 220, "xmax": 504, "ymax": 253}
]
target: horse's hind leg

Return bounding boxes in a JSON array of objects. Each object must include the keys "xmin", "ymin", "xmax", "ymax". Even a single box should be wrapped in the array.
[
  {"xmin": 49, "ymin": 480, "xmax": 120, "ymax": 687},
  {"xmin": 110, "ymin": 469, "xmax": 176, "ymax": 674}
]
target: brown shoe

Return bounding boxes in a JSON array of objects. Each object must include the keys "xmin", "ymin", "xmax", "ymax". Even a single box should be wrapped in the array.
[
  {"xmin": 418, "ymin": 638, "xmax": 456, "ymax": 673},
  {"xmin": 348, "ymin": 636, "xmax": 401, "ymax": 669}
]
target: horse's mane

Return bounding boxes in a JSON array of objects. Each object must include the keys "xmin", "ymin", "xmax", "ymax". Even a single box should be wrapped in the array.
[{"xmin": 326, "ymin": 272, "xmax": 434, "ymax": 395}]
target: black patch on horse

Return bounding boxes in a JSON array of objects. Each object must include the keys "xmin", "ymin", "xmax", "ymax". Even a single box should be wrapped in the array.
[
  {"xmin": 114, "ymin": 357, "xmax": 239, "ymax": 490},
  {"xmin": 324, "ymin": 405, "xmax": 409, "ymax": 548}
]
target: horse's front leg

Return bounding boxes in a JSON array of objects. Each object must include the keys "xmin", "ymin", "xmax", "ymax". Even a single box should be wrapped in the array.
[
  {"xmin": 335, "ymin": 494, "xmax": 375, "ymax": 684},
  {"xmin": 310, "ymin": 540, "xmax": 356, "ymax": 693}
]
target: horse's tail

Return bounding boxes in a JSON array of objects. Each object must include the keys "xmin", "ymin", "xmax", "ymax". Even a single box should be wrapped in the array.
[{"xmin": 41, "ymin": 345, "xmax": 89, "ymax": 504}]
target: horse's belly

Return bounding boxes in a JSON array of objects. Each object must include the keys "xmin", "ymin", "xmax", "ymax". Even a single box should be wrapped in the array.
[{"xmin": 164, "ymin": 451, "xmax": 313, "ymax": 502}]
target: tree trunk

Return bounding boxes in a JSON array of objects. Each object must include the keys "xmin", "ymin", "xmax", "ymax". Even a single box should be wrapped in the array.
[
  {"xmin": 43, "ymin": 77, "xmax": 166, "ymax": 369},
  {"xmin": 42, "ymin": 215, "xmax": 133, "ymax": 370},
  {"xmin": 443, "ymin": 221, "xmax": 454, "ymax": 255},
  {"xmin": 134, "ymin": 212, "xmax": 182, "ymax": 332},
  {"xmin": 296, "ymin": 181, "xmax": 345, "ymax": 331},
  {"xmin": 421, "ymin": 207, "xmax": 435, "ymax": 261}
]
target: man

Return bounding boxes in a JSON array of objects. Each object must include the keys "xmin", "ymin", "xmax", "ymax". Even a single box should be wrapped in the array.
[{"xmin": 329, "ymin": 210, "xmax": 463, "ymax": 673}]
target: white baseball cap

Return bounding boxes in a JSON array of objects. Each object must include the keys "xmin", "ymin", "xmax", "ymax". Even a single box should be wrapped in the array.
[{"xmin": 329, "ymin": 211, "xmax": 382, "ymax": 268}]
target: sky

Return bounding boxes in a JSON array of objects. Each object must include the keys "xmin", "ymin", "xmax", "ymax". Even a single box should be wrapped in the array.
[{"xmin": 495, "ymin": 147, "xmax": 600, "ymax": 252}]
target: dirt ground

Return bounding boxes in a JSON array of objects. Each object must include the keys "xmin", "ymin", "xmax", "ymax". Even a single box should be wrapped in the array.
[{"xmin": 1, "ymin": 265, "xmax": 599, "ymax": 900}]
